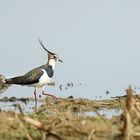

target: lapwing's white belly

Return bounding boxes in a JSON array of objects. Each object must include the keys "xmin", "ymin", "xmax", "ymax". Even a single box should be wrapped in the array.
[{"xmin": 30, "ymin": 69, "xmax": 52, "ymax": 88}]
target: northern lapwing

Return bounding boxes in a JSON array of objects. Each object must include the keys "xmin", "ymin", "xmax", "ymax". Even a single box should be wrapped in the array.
[{"xmin": 5, "ymin": 39, "xmax": 63, "ymax": 108}]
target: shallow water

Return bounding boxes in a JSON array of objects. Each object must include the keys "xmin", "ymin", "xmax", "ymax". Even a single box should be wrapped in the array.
[
  {"xmin": 0, "ymin": 100, "xmax": 43, "ymax": 114},
  {"xmin": 84, "ymin": 109, "xmax": 122, "ymax": 119},
  {"xmin": 0, "ymin": 98, "xmax": 122, "ymax": 118}
]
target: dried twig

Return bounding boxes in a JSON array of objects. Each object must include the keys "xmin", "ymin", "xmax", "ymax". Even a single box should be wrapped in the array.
[
  {"xmin": 123, "ymin": 86, "xmax": 134, "ymax": 140},
  {"xmin": 22, "ymin": 116, "xmax": 62, "ymax": 140},
  {"xmin": 88, "ymin": 129, "xmax": 95, "ymax": 140},
  {"xmin": 22, "ymin": 116, "xmax": 50, "ymax": 132}
]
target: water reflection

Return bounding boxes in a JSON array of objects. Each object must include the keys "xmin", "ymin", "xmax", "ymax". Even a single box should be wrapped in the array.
[
  {"xmin": 84, "ymin": 109, "xmax": 122, "ymax": 119},
  {"xmin": 0, "ymin": 100, "xmax": 43, "ymax": 114}
]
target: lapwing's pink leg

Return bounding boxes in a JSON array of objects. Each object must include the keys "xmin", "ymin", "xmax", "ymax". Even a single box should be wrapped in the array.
[
  {"xmin": 34, "ymin": 88, "xmax": 37, "ymax": 111},
  {"xmin": 42, "ymin": 86, "xmax": 58, "ymax": 100}
]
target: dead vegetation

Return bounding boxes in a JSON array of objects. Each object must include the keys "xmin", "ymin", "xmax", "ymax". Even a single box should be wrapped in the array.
[{"xmin": 0, "ymin": 86, "xmax": 140, "ymax": 140}]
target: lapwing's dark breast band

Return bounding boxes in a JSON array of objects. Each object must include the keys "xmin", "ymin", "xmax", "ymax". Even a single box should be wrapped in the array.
[{"xmin": 44, "ymin": 65, "xmax": 54, "ymax": 78}]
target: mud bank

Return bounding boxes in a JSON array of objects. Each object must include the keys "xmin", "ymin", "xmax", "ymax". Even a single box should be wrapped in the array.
[{"xmin": 0, "ymin": 87, "xmax": 140, "ymax": 140}]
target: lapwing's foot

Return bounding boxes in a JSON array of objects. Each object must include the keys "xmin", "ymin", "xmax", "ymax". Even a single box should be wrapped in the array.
[{"xmin": 42, "ymin": 92, "xmax": 58, "ymax": 100}]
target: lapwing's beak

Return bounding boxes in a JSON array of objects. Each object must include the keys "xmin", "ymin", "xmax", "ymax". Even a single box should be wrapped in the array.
[{"xmin": 59, "ymin": 59, "xmax": 63, "ymax": 63}]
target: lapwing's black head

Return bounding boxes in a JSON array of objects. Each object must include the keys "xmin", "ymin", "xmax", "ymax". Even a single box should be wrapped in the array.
[{"xmin": 38, "ymin": 38, "xmax": 63, "ymax": 63}]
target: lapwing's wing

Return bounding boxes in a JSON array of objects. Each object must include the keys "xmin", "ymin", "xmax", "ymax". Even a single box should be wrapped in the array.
[
  {"xmin": 6, "ymin": 68, "xmax": 43, "ymax": 85},
  {"xmin": 21, "ymin": 68, "xmax": 44, "ymax": 85}
]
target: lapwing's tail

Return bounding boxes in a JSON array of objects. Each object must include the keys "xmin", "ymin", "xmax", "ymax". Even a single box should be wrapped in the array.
[
  {"xmin": 0, "ymin": 74, "xmax": 24, "ymax": 93},
  {"xmin": 5, "ymin": 76, "xmax": 23, "ymax": 85},
  {"xmin": 0, "ymin": 74, "xmax": 9, "ymax": 93}
]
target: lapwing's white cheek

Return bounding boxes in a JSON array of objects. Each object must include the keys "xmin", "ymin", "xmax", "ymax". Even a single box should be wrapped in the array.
[{"xmin": 55, "ymin": 57, "xmax": 59, "ymax": 62}]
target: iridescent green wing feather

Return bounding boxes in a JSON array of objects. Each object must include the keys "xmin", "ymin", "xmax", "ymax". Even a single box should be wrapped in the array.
[{"xmin": 21, "ymin": 67, "xmax": 44, "ymax": 85}]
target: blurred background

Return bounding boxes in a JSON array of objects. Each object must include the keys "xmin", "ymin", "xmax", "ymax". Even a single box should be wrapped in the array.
[{"xmin": 0, "ymin": 0, "xmax": 140, "ymax": 99}]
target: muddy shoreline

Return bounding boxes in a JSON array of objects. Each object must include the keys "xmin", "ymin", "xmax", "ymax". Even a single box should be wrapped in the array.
[{"xmin": 0, "ymin": 87, "xmax": 140, "ymax": 140}]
